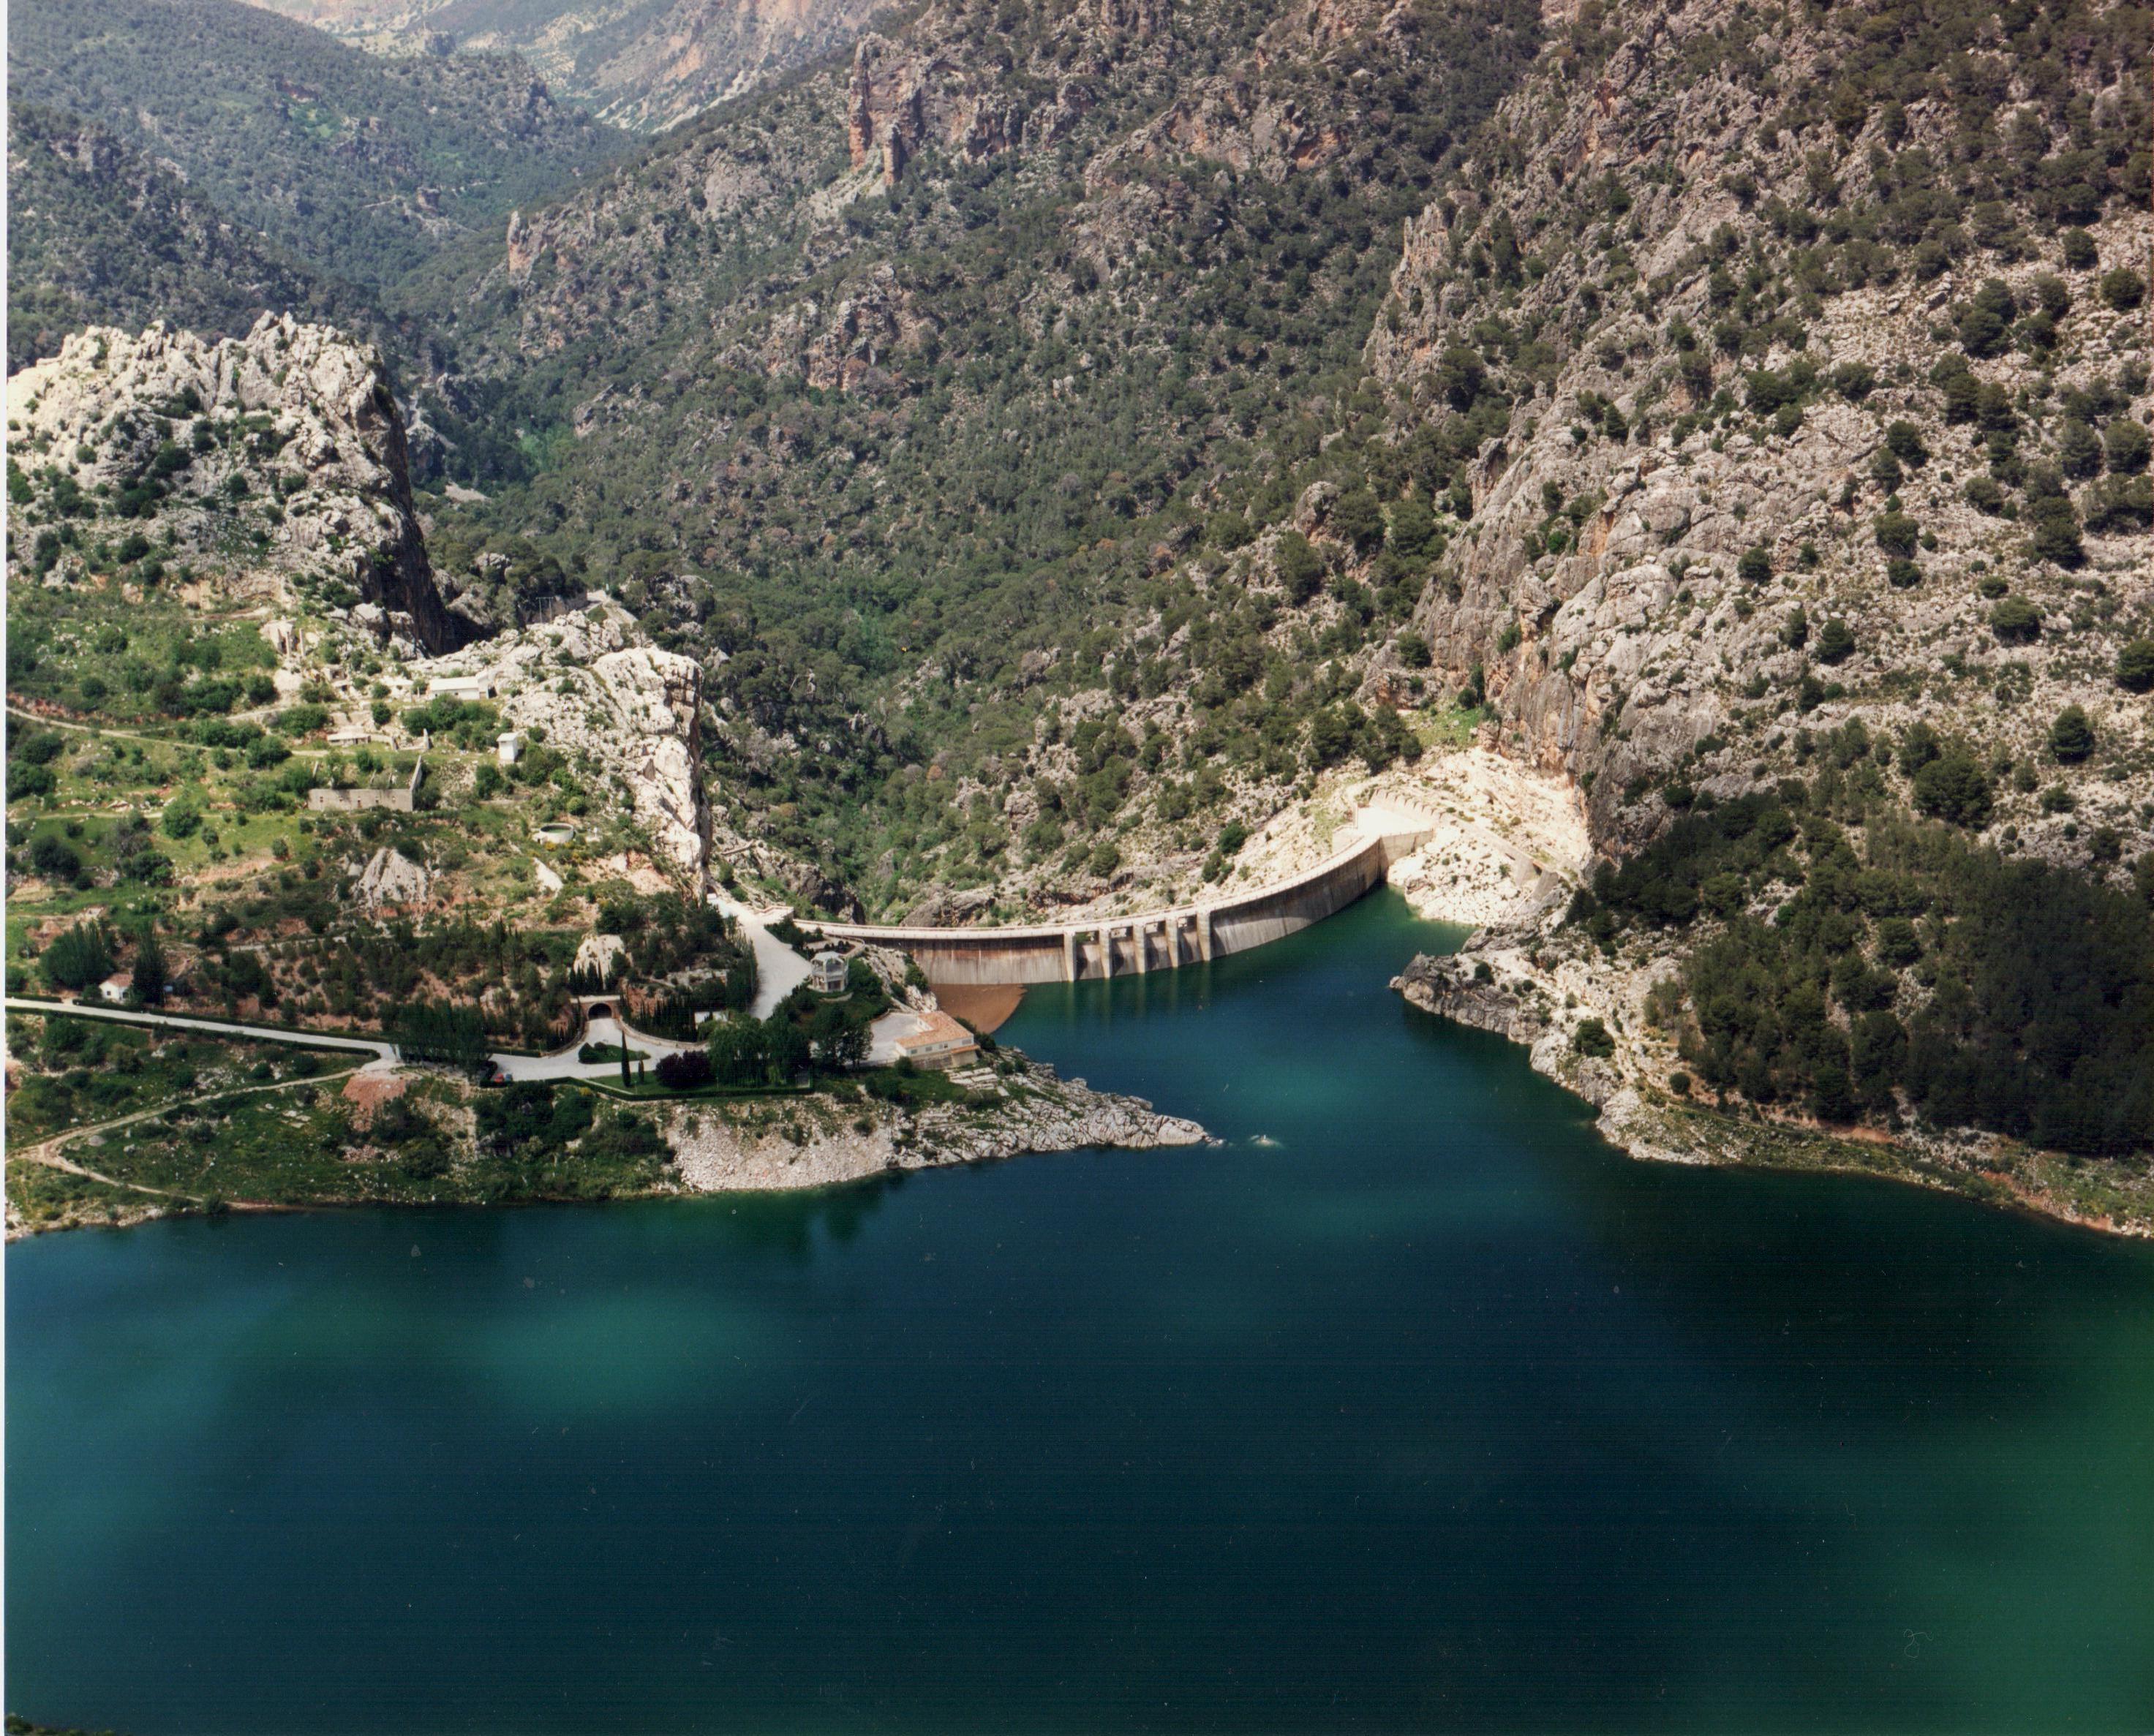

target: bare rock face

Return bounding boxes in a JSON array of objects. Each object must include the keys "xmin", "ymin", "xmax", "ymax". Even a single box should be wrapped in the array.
[
  {"xmin": 7, "ymin": 315, "xmax": 465, "ymax": 652},
  {"xmin": 902, "ymin": 886, "xmax": 995, "ymax": 927},
  {"xmin": 351, "ymin": 846, "xmax": 432, "ymax": 910},
  {"xmin": 573, "ymin": 932, "xmax": 629, "ymax": 982},
  {"xmin": 415, "ymin": 600, "xmax": 712, "ymax": 878},
  {"xmin": 1362, "ymin": 0, "xmax": 2152, "ymax": 864}
]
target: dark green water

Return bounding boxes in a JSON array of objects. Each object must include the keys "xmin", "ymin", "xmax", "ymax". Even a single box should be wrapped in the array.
[{"xmin": 9, "ymin": 892, "xmax": 2154, "ymax": 1734}]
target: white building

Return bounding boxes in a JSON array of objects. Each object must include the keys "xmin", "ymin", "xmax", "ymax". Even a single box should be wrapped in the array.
[
  {"xmin": 429, "ymin": 673, "xmax": 496, "ymax": 701},
  {"xmin": 497, "ymin": 733, "xmax": 523, "ymax": 767},
  {"xmin": 810, "ymin": 951, "xmax": 849, "ymax": 995}
]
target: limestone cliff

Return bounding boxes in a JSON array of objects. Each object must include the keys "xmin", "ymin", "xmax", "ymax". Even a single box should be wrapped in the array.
[
  {"xmin": 1366, "ymin": 0, "xmax": 2150, "ymax": 864},
  {"xmin": 7, "ymin": 315, "xmax": 467, "ymax": 652},
  {"xmin": 415, "ymin": 600, "xmax": 710, "ymax": 875}
]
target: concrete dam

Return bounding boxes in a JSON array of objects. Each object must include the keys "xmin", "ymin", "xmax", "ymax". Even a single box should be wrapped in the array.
[{"xmin": 803, "ymin": 807, "xmax": 1437, "ymax": 987}]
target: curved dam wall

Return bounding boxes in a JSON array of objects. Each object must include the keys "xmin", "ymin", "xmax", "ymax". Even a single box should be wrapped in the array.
[{"xmin": 805, "ymin": 826, "xmax": 1429, "ymax": 987}]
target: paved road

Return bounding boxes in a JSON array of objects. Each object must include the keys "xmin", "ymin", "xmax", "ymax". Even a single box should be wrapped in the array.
[
  {"xmin": 494, "ymin": 1015, "xmax": 704, "ymax": 1082},
  {"xmin": 3, "ymin": 998, "xmax": 700, "ymax": 1084},
  {"xmin": 5, "ymin": 998, "xmax": 396, "ymax": 1060},
  {"xmin": 711, "ymin": 893, "xmax": 813, "ymax": 1018}
]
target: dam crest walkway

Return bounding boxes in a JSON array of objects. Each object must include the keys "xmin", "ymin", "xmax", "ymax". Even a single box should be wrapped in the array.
[{"xmin": 799, "ymin": 799, "xmax": 1442, "ymax": 986}]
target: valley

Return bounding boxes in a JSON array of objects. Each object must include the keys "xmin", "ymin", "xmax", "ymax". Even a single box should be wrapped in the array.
[
  {"xmin": 7, "ymin": 0, "xmax": 2153, "ymax": 1239},
  {"xmin": 8, "ymin": 1, "xmax": 2154, "ymax": 1728}
]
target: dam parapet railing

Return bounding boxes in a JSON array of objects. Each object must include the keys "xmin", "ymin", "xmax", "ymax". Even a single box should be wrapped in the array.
[{"xmin": 801, "ymin": 815, "xmax": 1435, "ymax": 986}]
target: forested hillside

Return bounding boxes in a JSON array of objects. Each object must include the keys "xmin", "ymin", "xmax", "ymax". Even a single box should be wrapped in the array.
[
  {"xmin": 7, "ymin": 106, "xmax": 373, "ymax": 371},
  {"xmin": 10, "ymin": 0, "xmax": 624, "ymax": 291},
  {"xmin": 402, "ymin": 0, "xmax": 1545, "ymax": 905},
  {"xmin": 236, "ymin": 0, "xmax": 886, "ymax": 132}
]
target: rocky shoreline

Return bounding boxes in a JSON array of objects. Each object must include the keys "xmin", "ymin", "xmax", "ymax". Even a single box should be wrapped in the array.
[
  {"xmin": 664, "ymin": 1060, "xmax": 1210, "ymax": 1193},
  {"xmin": 1392, "ymin": 950, "xmax": 2154, "ymax": 1241}
]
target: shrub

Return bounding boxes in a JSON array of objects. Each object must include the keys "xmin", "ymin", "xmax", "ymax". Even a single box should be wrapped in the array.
[
  {"xmin": 2047, "ymin": 705, "xmax": 2095, "ymax": 763},
  {"xmin": 1897, "ymin": 722, "xmax": 1940, "ymax": 775},
  {"xmin": 1883, "ymin": 421, "xmax": 1929, "ymax": 466},
  {"xmin": 2116, "ymin": 639, "xmax": 2154, "ymax": 694},
  {"xmin": 1737, "ymin": 546, "xmax": 1771, "ymax": 584},
  {"xmin": 42, "ymin": 921, "xmax": 114, "ymax": 992},
  {"xmin": 1273, "ymin": 531, "xmax": 1325, "ymax": 604},
  {"xmin": 1815, "ymin": 619, "xmax": 1855, "ymax": 664},
  {"xmin": 29, "ymin": 833, "xmax": 82, "ymax": 881},
  {"xmin": 1963, "ymin": 476, "xmax": 2006, "ymax": 514},
  {"xmin": 2085, "ymin": 475, "xmax": 2154, "ymax": 533},
  {"xmin": 1957, "ymin": 280, "xmax": 2015, "ymax": 357},
  {"xmin": 2103, "ymin": 420, "xmax": 2150, "ymax": 475},
  {"xmin": 1988, "ymin": 596, "xmax": 2041, "ymax": 643},
  {"xmin": 2098, "ymin": 267, "xmax": 2147, "ymax": 311},
  {"xmin": 1572, "ymin": 1017, "xmax": 1616, "ymax": 1059},
  {"xmin": 1434, "ymin": 346, "xmax": 1487, "ymax": 410},
  {"xmin": 13, "ymin": 731, "xmax": 63, "ymax": 766},
  {"xmin": 2057, "ymin": 420, "xmax": 2104, "ymax": 480},
  {"xmin": 1394, "ymin": 630, "xmax": 1431, "ymax": 668},
  {"xmin": 1330, "ymin": 488, "xmax": 1386, "ymax": 553},
  {"xmin": 1886, "ymin": 557, "xmax": 1922, "ymax": 589},
  {"xmin": 1912, "ymin": 754, "xmax": 1993, "ymax": 828},
  {"xmin": 2026, "ymin": 497, "xmax": 2084, "ymax": 567},
  {"xmin": 1873, "ymin": 510, "xmax": 1919, "ymax": 557},
  {"xmin": 1940, "ymin": 369, "xmax": 1981, "ymax": 423},
  {"xmin": 2060, "ymin": 229, "xmax": 2097, "ymax": 271}
]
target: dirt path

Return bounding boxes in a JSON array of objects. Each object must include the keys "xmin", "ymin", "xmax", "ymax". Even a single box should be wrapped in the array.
[{"xmin": 10, "ymin": 1065, "xmax": 365, "ymax": 1207}]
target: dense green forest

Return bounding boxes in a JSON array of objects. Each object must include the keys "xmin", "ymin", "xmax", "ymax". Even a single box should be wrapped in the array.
[
  {"xmin": 10, "ymin": 0, "xmax": 623, "ymax": 291},
  {"xmin": 7, "ymin": 105, "xmax": 377, "ymax": 370},
  {"xmin": 1575, "ymin": 777, "xmax": 2154, "ymax": 1156}
]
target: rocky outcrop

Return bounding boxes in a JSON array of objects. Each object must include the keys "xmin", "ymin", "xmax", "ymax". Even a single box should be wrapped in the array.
[
  {"xmin": 1393, "ymin": 951, "xmax": 1550, "ymax": 1049},
  {"xmin": 665, "ymin": 1055, "xmax": 1207, "ymax": 1192},
  {"xmin": 413, "ymin": 600, "xmax": 711, "ymax": 877},
  {"xmin": 1365, "ymin": 0, "xmax": 2151, "ymax": 861},
  {"xmin": 448, "ymin": 0, "xmax": 886, "ymax": 133},
  {"xmin": 6, "ymin": 315, "xmax": 467, "ymax": 652},
  {"xmin": 350, "ymin": 846, "xmax": 432, "ymax": 910},
  {"xmin": 573, "ymin": 932, "xmax": 629, "ymax": 983},
  {"xmin": 844, "ymin": 32, "xmax": 1059, "ymax": 186}
]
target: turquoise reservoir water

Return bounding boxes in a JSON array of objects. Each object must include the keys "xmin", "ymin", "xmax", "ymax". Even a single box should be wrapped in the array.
[{"xmin": 9, "ymin": 892, "xmax": 2153, "ymax": 1733}]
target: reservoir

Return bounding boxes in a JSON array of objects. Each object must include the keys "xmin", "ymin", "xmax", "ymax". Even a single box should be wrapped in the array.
[{"xmin": 9, "ymin": 891, "xmax": 2153, "ymax": 1733}]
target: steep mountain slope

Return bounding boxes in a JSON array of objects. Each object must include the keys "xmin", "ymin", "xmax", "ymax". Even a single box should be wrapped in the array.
[
  {"xmin": 7, "ymin": 317, "xmax": 466, "ymax": 654},
  {"xmin": 7, "ymin": 106, "xmax": 377, "ymax": 371},
  {"xmin": 236, "ymin": 0, "xmax": 889, "ymax": 132},
  {"xmin": 396, "ymin": 0, "xmax": 2150, "ymax": 1204},
  {"xmin": 1358, "ymin": 0, "xmax": 2154, "ymax": 1191},
  {"xmin": 10, "ymin": 0, "xmax": 624, "ymax": 292},
  {"xmin": 433, "ymin": 0, "xmax": 889, "ymax": 132},
  {"xmin": 402, "ymin": 0, "xmax": 1543, "ymax": 898}
]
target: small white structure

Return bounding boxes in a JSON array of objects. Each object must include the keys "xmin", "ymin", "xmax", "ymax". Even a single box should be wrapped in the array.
[
  {"xmin": 497, "ymin": 732, "xmax": 523, "ymax": 768},
  {"xmin": 429, "ymin": 673, "xmax": 496, "ymax": 701},
  {"xmin": 809, "ymin": 951, "xmax": 848, "ymax": 995},
  {"xmin": 98, "ymin": 972, "xmax": 133, "ymax": 1005},
  {"xmin": 326, "ymin": 728, "xmax": 374, "ymax": 747}
]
